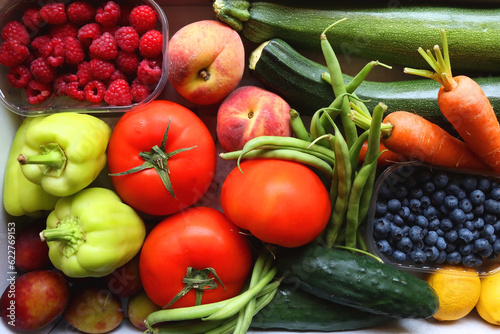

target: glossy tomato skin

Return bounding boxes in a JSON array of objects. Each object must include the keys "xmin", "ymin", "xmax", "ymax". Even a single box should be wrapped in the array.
[
  {"xmin": 107, "ymin": 100, "xmax": 217, "ymax": 216},
  {"xmin": 221, "ymin": 159, "xmax": 331, "ymax": 248},
  {"xmin": 139, "ymin": 206, "xmax": 252, "ymax": 308}
]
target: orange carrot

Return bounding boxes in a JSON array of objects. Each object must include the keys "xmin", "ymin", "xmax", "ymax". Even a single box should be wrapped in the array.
[
  {"xmin": 350, "ymin": 108, "xmax": 490, "ymax": 171},
  {"xmin": 358, "ymin": 140, "xmax": 408, "ymax": 166},
  {"xmin": 404, "ymin": 30, "xmax": 500, "ymax": 173}
]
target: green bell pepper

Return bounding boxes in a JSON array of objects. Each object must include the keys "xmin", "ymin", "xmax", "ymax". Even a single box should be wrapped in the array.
[
  {"xmin": 40, "ymin": 187, "xmax": 146, "ymax": 278},
  {"xmin": 3, "ymin": 117, "xmax": 59, "ymax": 216},
  {"xmin": 17, "ymin": 112, "xmax": 111, "ymax": 197}
]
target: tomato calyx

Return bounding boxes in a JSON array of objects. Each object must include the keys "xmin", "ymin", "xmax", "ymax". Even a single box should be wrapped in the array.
[
  {"xmin": 165, "ymin": 267, "xmax": 226, "ymax": 308},
  {"xmin": 109, "ymin": 119, "xmax": 196, "ymax": 198}
]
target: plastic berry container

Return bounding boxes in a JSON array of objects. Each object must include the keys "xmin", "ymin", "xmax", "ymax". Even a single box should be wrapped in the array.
[
  {"xmin": 365, "ymin": 161, "xmax": 500, "ymax": 277},
  {"xmin": 0, "ymin": 0, "xmax": 168, "ymax": 116}
]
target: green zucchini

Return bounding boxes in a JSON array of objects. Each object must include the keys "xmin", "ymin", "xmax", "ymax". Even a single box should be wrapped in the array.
[
  {"xmin": 214, "ymin": 0, "xmax": 500, "ymax": 73},
  {"xmin": 275, "ymin": 242, "xmax": 440, "ymax": 319},
  {"xmin": 252, "ymin": 284, "xmax": 394, "ymax": 331},
  {"xmin": 249, "ymin": 38, "xmax": 500, "ymax": 130}
]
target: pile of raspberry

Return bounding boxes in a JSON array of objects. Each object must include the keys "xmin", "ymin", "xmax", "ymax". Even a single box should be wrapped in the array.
[{"xmin": 0, "ymin": 0, "xmax": 164, "ymax": 106}]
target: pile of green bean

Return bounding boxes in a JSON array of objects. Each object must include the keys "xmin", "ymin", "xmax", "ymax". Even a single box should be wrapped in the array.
[
  {"xmin": 220, "ymin": 20, "xmax": 389, "ymax": 249},
  {"xmin": 144, "ymin": 249, "xmax": 279, "ymax": 334}
]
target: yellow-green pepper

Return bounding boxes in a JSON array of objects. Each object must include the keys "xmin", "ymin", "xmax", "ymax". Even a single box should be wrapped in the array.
[
  {"xmin": 40, "ymin": 187, "xmax": 146, "ymax": 278},
  {"xmin": 17, "ymin": 112, "xmax": 111, "ymax": 197},
  {"xmin": 3, "ymin": 117, "xmax": 59, "ymax": 216}
]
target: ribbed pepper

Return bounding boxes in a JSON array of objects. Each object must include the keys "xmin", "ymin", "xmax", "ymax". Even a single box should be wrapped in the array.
[
  {"xmin": 40, "ymin": 187, "xmax": 146, "ymax": 278},
  {"xmin": 17, "ymin": 112, "xmax": 111, "ymax": 197},
  {"xmin": 3, "ymin": 117, "xmax": 59, "ymax": 216}
]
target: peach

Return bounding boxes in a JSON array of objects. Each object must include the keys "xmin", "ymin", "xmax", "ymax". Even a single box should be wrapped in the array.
[
  {"xmin": 168, "ymin": 20, "xmax": 245, "ymax": 105},
  {"xmin": 216, "ymin": 86, "xmax": 292, "ymax": 152}
]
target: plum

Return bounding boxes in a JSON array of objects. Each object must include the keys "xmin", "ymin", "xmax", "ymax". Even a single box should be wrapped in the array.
[
  {"xmin": 127, "ymin": 290, "xmax": 161, "ymax": 330},
  {"xmin": 64, "ymin": 287, "xmax": 123, "ymax": 333},
  {"xmin": 15, "ymin": 220, "xmax": 51, "ymax": 272},
  {"xmin": 104, "ymin": 254, "xmax": 142, "ymax": 298},
  {"xmin": 0, "ymin": 269, "xmax": 70, "ymax": 331}
]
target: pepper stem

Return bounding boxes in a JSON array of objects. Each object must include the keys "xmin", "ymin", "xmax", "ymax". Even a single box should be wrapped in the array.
[
  {"xmin": 164, "ymin": 267, "xmax": 226, "ymax": 309},
  {"xmin": 40, "ymin": 215, "xmax": 86, "ymax": 257},
  {"xmin": 109, "ymin": 118, "xmax": 196, "ymax": 199},
  {"xmin": 17, "ymin": 143, "xmax": 67, "ymax": 177}
]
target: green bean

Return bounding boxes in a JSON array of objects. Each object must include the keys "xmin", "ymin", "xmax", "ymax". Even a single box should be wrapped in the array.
[
  {"xmin": 153, "ymin": 319, "xmax": 225, "ymax": 334},
  {"xmin": 325, "ymin": 122, "xmax": 352, "ymax": 247},
  {"xmin": 348, "ymin": 129, "xmax": 370, "ymax": 170},
  {"xmin": 320, "ymin": 20, "xmax": 358, "ymax": 148},
  {"xmin": 289, "ymin": 109, "xmax": 311, "ymax": 142},
  {"xmin": 344, "ymin": 158, "xmax": 380, "ymax": 248}
]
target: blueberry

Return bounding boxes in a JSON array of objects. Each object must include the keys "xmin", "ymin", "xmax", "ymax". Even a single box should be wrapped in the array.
[
  {"xmin": 477, "ymin": 177, "xmax": 492, "ymax": 192},
  {"xmin": 445, "ymin": 242, "xmax": 456, "ymax": 253},
  {"xmin": 378, "ymin": 182, "xmax": 393, "ymax": 199},
  {"xmin": 444, "ymin": 230, "xmax": 458, "ymax": 243},
  {"xmin": 392, "ymin": 250, "xmax": 407, "ymax": 263},
  {"xmin": 428, "ymin": 218, "xmax": 440, "ymax": 231},
  {"xmin": 458, "ymin": 228, "xmax": 474, "ymax": 243},
  {"xmin": 472, "ymin": 204, "xmax": 485, "ymax": 216},
  {"xmin": 446, "ymin": 251, "xmax": 462, "ymax": 265},
  {"xmin": 410, "ymin": 187, "xmax": 423, "ymax": 199},
  {"xmin": 436, "ymin": 228, "xmax": 445, "ymax": 237},
  {"xmin": 459, "ymin": 198, "xmax": 473, "ymax": 213},
  {"xmin": 459, "ymin": 243, "xmax": 473, "ymax": 256},
  {"xmin": 440, "ymin": 218, "xmax": 454, "ymax": 232},
  {"xmin": 415, "ymin": 215, "xmax": 429, "ymax": 229},
  {"xmin": 436, "ymin": 236, "xmax": 447, "ymax": 251},
  {"xmin": 425, "ymin": 230, "xmax": 439, "ymax": 246},
  {"xmin": 399, "ymin": 206, "xmax": 411, "ymax": 219},
  {"xmin": 481, "ymin": 224, "xmax": 495, "ymax": 239},
  {"xmin": 449, "ymin": 208, "xmax": 467, "ymax": 225},
  {"xmin": 423, "ymin": 181, "xmax": 435, "ymax": 194},
  {"xmin": 462, "ymin": 254, "xmax": 481, "ymax": 267},
  {"xmin": 469, "ymin": 189, "xmax": 486, "ymax": 206},
  {"xmin": 493, "ymin": 239, "xmax": 500, "ymax": 254},
  {"xmin": 376, "ymin": 239, "xmax": 393, "ymax": 255},
  {"xmin": 401, "ymin": 198, "xmax": 410, "ymax": 207},
  {"xmin": 464, "ymin": 220, "xmax": 475, "ymax": 231},
  {"xmin": 461, "ymin": 177, "xmax": 478, "ymax": 192},
  {"xmin": 423, "ymin": 206, "xmax": 439, "ymax": 220},
  {"xmin": 493, "ymin": 221, "xmax": 500, "ymax": 234},
  {"xmin": 373, "ymin": 218, "xmax": 392, "ymax": 239},
  {"xmin": 431, "ymin": 190, "xmax": 446, "ymax": 206},
  {"xmin": 425, "ymin": 246, "xmax": 440, "ymax": 261},
  {"xmin": 397, "ymin": 237, "xmax": 413, "ymax": 253},
  {"xmin": 465, "ymin": 212, "xmax": 475, "ymax": 221},
  {"xmin": 410, "ymin": 249, "xmax": 427, "ymax": 264},
  {"xmin": 485, "ymin": 199, "xmax": 500, "ymax": 214},
  {"xmin": 435, "ymin": 250, "xmax": 447, "ymax": 264},
  {"xmin": 446, "ymin": 182, "xmax": 462, "ymax": 197},
  {"xmin": 375, "ymin": 201, "xmax": 388, "ymax": 216},
  {"xmin": 408, "ymin": 199, "xmax": 421, "ymax": 213},
  {"xmin": 478, "ymin": 244, "xmax": 493, "ymax": 258},
  {"xmin": 420, "ymin": 195, "xmax": 431, "ymax": 209},
  {"xmin": 483, "ymin": 213, "xmax": 497, "ymax": 225},
  {"xmin": 390, "ymin": 224, "xmax": 404, "ymax": 241},
  {"xmin": 473, "ymin": 238, "xmax": 490, "ymax": 252},
  {"xmin": 433, "ymin": 172, "xmax": 449, "ymax": 189},
  {"xmin": 409, "ymin": 225, "xmax": 424, "ymax": 242},
  {"xmin": 444, "ymin": 195, "xmax": 459, "ymax": 209},
  {"xmin": 392, "ymin": 214, "xmax": 404, "ymax": 227},
  {"xmin": 491, "ymin": 187, "xmax": 500, "ymax": 201},
  {"xmin": 473, "ymin": 217, "xmax": 485, "ymax": 230},
  {"xmin": 394, "ymin": 185, "xmax": 409, "ymax": 199},
  {"xmin": 387, "ymin": 198, "xmax": 402, "ymax": 214}
]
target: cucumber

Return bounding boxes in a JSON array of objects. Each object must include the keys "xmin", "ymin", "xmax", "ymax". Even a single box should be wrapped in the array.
[
  {"xmin": 214, "ymin": 0, "xmax": 500, "ymax": 73},
  {"xmin": 275, "ymin": 242, "xmax": 440, "ymax": 319},
  {"xmin": 249, "ymin": 38, "xmax": 500, "ymax": 129},
  {"xmin": 252, "ymin": 284, "xmax": 394, "ymax": 331}
]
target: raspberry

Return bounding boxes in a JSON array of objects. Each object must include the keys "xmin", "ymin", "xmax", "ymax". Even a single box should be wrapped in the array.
[
  {"xmin": 31, "ymin": 35, "xmax": 52, "ymax": 57},
  {"xmin": 137, "ymin": 58, "xmax": 162, "ymax": 85},
  {"xmin": 53, "ymin": 73, "xmax": 78, "ymax": 96},
  {"xmin": 66, "ymin": 81, "xmax": 86, "ymax": 101},
  {"xmin": 46, "ymin": 37, "xmax": 65, "ymax": 67},
  {"xmin": 30, "ymin": 57, "xmax": 58, "ymax": 83},
  {"xmin": 7, "ymin": 65, "xmax": 33, "ymax": 88},
  {"xmin": 22, "ymin": 8, "xmax": 43, "ymax": 32},
  {"xmin": 0, "ymin": 39, "xmax": 30, "ymax": 67},
  {"xmin": 66, "ymin": 1, "xmax": 96, "ymax": 26},
  {"xmin": 77, "ymin": 61, "xmax": 93, "ymax": 85},
  {"xmin": 104, "ymin": 79, "xmax": 132, "ymax": 106},
  {"xmin": 95, "ymin": 1, "xmax": 121, "ymax": 28},
  {"xmin": 131, "ymin": 77, "xmax": 151, "ymax": 103},
  {"xmin": 78, "ymin": 23, "xmax": 102, "ymax": 47},
  {"xmin": 115, "ymin": 26, "xmax": 139, "ymax": 53},
  {"xmin": 2, "ymin": 21, "xmax": 30, "ymax": 46},
  {"xmin": 40, "ymin": 3, "xmax": 67, "ymax": 25},
  {"xmin": 89, "ymin": 32, "xmax": 118, "ymax": 60},
  {"xmin": 139, "ymin": 30, "xmax": 163, "ymax": 59},
  {"xmin": 129, "ymin": 5, "xmax": 158, "ymax": 35},
  {"xmin": 89, "ymin": 58, "xmax": 115, "ymax": 80},
  {"xmin": 25, "ymin": 79, "xmax": 53, "ymax": 104},
  {"xmin": 50, "ymin": 22, "xmax": 79, "ymax": 39},
  {"xmin": 84, "ymin": 80, "xmax": 106, "ymax": 103},
  {"xmin": 106, "ymin": 69, "xmax": 127, "ymax": 85},
  {"xmin": 63, "ymin": 37, "xmax": 86, "ymax": 66},
  {"xmin": 116, "ymin": 50, "xmax": 139, "ymax": 75}
]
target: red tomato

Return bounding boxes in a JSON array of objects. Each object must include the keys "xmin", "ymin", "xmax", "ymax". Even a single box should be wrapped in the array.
[
  {"xmin": 139, "ymin": 207, "xmax": 252, "ymax": 309},
  {"xmin": 220, "ymin": 159, "xmax": 331, "ymax": 248},
  {"xmin": 107, "ymin": 100, "xmax": 217, "ymax": 216}
]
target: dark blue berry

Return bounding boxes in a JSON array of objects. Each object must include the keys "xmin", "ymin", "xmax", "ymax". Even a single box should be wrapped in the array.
[
  {"xmin": 373, "ymin": 218, "xmax": 392, "ymax": 239},
  {"xmin": 481, "ymin": 224, "xmax": 495, "ymax": 239},
  {"xmin": 459, "ymin": 243, "xmax": 473, "ymax": 256},
  {"xmin": 392, "ymin": 214, "xmax": 404, "ymax": 227},
  {"xmin": 444, "ymin": 230, "xmax": 458, "ymax": 243},
  {"xmin": 485, "ymin": 199, "xmax": 500, "ymax": 214},
  {"xmin": 375, "ymin": 201, "xmax": 388, "ymax": 216},
  {"xmin": 449, "ymin": 208, "xmax": 466, "ymax": 225},
  {"xmin": 428, "ymin": 218, "xmax": 440, "ymax": 231},
  {"xmin": 469, "ymin": 189, "xmax": 486, "ymax": 206},
  {"xmin": 390, "ymin": 224, "xmax": 404, "ymax": 241},
  {"xmin": 483, "ymin": 213, "xmax": 497, "ymax": 225},
  {"xmin": 472, "ymin": 204, "xmax": 485, "ymax": 216},
  {"xmin": 410, "ymin": 187, "xmax": 423, "ymax": 199},
  {"xmin": 490, "ymin": 187, "xmax": 500, "ymax": 201},
  {"xmin": 399, "ymin": 206, "xmax": 411, "ymax": 219},
  {"xmin": 410, "ymin": 249, "xmax": 427, "ymax": 264},
  {"xmin": 376, "ymin": 239, "xmax": 393, "ymax": 255},
  {"xmin": 473, "ymin": 217, "xmax": 485, "ymax": 230},
  {"xmin": 387, "ymin": 198, "xmax": 402, "ymax": 213},
  {"xmin": 423, "ymin": 181, "xmax": 435, "ymax": 194},
  {"xmin": 464, "ymin": 220, "xmax": 475, "ymax": 231},
  {"xmin": 420, "ymin": 195, "xmax": 431, "ymax": 209},
  {"xmin": 394, "ymin": 185, "xmax": 409, "ymax": 199},
  {"xmin": 458, "ymin": 228, "xmax": 474, "ymax": 243},
  {"xmin": 415, "ymin": 215, "xmax": 429, "ymax": 229},
  {"xmin": 425, "ymin": 246, "xmax": 440, "ymax": 261},
  {"xmin": 477, "ymin": 177, "xmax": 492, "ymax": 192},
  {"xmin": 423, "ymin": 206, "xmax": 439, "ymax": 220},
  {"xmin": 459, "ymin": 198, "xmax": 473, "ymax": 213},
  {"xmin": 431, "ymin": 190, "xmax": 446, "ymax": 206},
  {"xmin": 378, "ymin": 182, "xmax": 393, "ymax": 199},
  {"xmin": 433, "ymin": 172, "xmax": 449, "ymax": 189},
  {"xmin": 493, "ymin": 239, "xmax": 500, "ymax": 254},
  {"xmin": 478, "ymin": 244, "xmax": 493, "ymax": 258},
  {"xmin": 444, "ymin": 195, "xmax": 458, "ymax": 209},
  {"xmin": 435, "ymin": 250, "xmax": 447, "ymax": 264},
  {"xmin": 473, "ymin": 238, "xmax": 490, "ymax": 252},
  {"xmin": 461, "ymin": 177, "xmax": 478, "ymax": 192},
  {"xmin": 425, "ymin": 230, "xmax": 439, "ymax": 246},
  {"xmin": 409, "ymin": 225, "xmax": 424, "ymax": 242},
  {"xmin": 462, "ymin": 254, "xmax": 481, "ymax": 267},
  {"xmin": 446, "ymin": 182, "xmax": 462, "ymax": 197},
  {"xmin": 397, "ymin": 237, "xmax": 413, "ymax": 253},
  {"xmin": 408, "ymin": 199, "xmax": 420, "ymax": 213},
  {"xmin": 392, "ymin": 250, "xmax": 407, "ymax": 263},
  {"xmin": 436, "ymin": 236, "xmax": 447, "ymax": 251},
  {"xmin": 446, "ymin": 251, "xmax": 462, "ymax": 265}
]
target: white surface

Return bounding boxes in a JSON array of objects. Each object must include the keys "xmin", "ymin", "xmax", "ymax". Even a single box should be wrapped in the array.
[{"xmin": 1, "ymin": 1, "xmax": 499, "ymax": 333}]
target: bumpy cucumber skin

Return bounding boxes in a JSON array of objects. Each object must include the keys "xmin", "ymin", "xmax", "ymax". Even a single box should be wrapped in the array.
[
  {"xmin": 252, "ymin": 284, "xmax": 394, "ymax": 331},
  {"xmin": 217, "ymin": 0, "xmax": 500, "ymax": 73},
  {"xmin": 275, "ymin": 242, "xmax": 440, "ymax": 319},
  {"xmin": 250, "ymin": 38, "xmax": 500, "ymax": 129}
]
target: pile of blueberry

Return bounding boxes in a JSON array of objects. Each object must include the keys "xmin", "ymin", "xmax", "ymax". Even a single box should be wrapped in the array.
[{"xmin": 371, "ymin": 163, "xmax": 500, "ymax": 269}]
